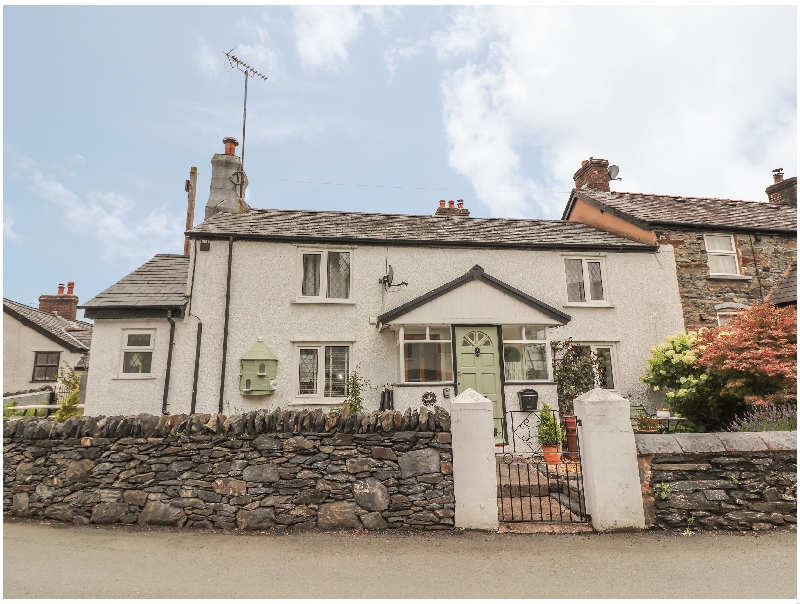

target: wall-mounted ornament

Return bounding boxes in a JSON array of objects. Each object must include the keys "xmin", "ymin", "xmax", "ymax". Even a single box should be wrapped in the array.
[
  {"xmin": 421, "ymin": 391, "xmax": 437, "ymax": 407},
  {"xmin": 239, "ymin": 337, "xmax": 278, "ymax": 396}
]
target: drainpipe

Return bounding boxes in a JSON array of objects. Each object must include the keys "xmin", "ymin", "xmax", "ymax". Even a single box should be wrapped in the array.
[
  {"xmin": 748, "ymin": 234, "xmax": 765, "ymax": 301},
  {"xmin": 162, "ymin": 311, "xmax": 176, "ymax": 415},
  {"xmin": 218, "ymin": 236, "xmax": 234, "ymax": 413},
  {"xmin": 190, "ymin": 321, "xmax": 203, "ymax": 415}
]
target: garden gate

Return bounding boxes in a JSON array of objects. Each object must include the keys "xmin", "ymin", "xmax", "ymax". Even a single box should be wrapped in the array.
[{"xmin": 496, "ymin": 410, "xmax": 588, "ymax": 524}]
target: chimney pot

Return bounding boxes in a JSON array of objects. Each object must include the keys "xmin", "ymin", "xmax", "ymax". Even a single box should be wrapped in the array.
[
  {"xmin": 67, "ymin": 282, "xmax": 75, "ymax": 295},
  {"xmin": 448, "ymin": 200, "xmax": 455, "ymax": 208},
  {"xmin": 581, "ymin": 160, "xmax": 589, "ymax": 167},
  {"xmin": 773, "ymin": 168, "xmax": 784, "ymax": 184},
  {"xmin": 57, "ymin": 284, "xmax": 65, "ymax": 295},
  {"xmin": 222, "ymin": 136, "xmax": 239, "ymax": 156},
  {"xmin": 457, "ymin": 200, "xmax": 464, "ymax": 209},
  {"xmin": 439, "ymin": 200, "xmax": 446, "ymax": 208}
]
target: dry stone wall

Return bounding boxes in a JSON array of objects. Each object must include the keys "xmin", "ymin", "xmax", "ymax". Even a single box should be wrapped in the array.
[
  {"xmin": 3, "ymin": 407, "xmax": 454, "ymax": 532},
  {"xmin": 636, "ymin": 431, "xmax": 796, "ymax": 531}
]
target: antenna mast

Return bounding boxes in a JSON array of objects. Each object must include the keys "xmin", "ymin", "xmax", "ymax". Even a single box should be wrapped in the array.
[{"xmin": 223, "ymin": 48, "xmax": 268, "ymax": 199}]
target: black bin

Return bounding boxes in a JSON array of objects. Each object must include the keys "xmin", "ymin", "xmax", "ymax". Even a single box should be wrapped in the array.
[{"xmin": 518, "ymin": 389, "xmax": 538, "ymax": 411}]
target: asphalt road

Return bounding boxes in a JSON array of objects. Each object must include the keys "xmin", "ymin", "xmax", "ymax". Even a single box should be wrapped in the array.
[{"xmin": 3, "ymin": 520, "xmax": 796, "ymax": 599}]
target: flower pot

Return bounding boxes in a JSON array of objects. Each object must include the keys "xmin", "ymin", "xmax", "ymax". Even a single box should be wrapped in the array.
[
  {"xmin": 562, "ymin": 415, "xmax": 580, "ymax": 462},
  {"xmin": 635, "ymin": 429, "xmax": 659, "ymax": 434},
  {"xmin": 656, "ymin": 409, "xmax": 670, "ymax": 419},
  {"xmin": 541, "ymin": 444, "xmax": 561, "ymax": 464}
]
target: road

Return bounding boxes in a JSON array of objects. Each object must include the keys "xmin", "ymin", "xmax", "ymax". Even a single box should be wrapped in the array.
[{"xmin": 3, "ymin": 520, "xmax": 796, "ymax": 599}]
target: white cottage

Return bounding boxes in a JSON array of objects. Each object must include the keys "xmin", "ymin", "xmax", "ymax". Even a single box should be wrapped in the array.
[{"xmin": 82, "ymin": 142, "xmax": 685, "ymax": 439}]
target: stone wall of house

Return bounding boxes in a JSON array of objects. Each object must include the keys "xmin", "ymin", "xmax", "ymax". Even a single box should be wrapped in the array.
[
  {"xmin": 656, "ymin": 229, "xmax": 796, "ymax": 330},
  {"xmin": 636, "ymin": 432, "xmax": 796, "ymax": 531},
  {"xmin": 3, "ymin": 407, "xmax": 454, "ymax": 532}
]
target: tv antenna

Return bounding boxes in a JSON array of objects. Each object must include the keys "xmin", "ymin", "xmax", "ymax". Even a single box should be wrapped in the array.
[{"xmin": 224, "ymin": 47, "xmax": 269, "ymax": 198}]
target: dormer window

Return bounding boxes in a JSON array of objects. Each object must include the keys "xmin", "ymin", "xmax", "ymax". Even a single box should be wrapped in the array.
[
  {"xmin": 298, "ymin": 249, "xmax": 351, "ymax": 302},
  {"xmin": 704, "ymin": 235, "xmax": 739, "ymax": 275}
]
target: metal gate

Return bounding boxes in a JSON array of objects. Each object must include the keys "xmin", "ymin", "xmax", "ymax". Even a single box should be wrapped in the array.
[{"xmin": 496, "ymin": 410, "xmax": 588, "ymax": 524}]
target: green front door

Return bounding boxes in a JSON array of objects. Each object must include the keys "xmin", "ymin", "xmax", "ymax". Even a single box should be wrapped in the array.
[{"xmin": 455, "ymin": 326, "xmax": 505, "ymax": 444}]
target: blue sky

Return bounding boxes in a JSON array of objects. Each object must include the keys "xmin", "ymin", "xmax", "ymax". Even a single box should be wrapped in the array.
[{"xmin": 3, "ymin": 6, "xmax": 796, "ymax": 315}]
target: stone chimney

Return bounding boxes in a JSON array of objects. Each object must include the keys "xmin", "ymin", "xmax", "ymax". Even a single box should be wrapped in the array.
[
  {"xmin": 573, "ymin": 158, "xmax": 611, "ymax": 192},
  {"xmin": 435, "ymin": 199, "xmax": 470, "ymax": 217},
  {"xmin": 39, "ymin": 282, "xmax": 79, "ymax": 321},
  {"xmin": 205, "ymin": 136, "xmax": 251, "ymax": 219},
  {"xmin": 765, "ymin": 168, "xmax": 797, "ymax": 207}
]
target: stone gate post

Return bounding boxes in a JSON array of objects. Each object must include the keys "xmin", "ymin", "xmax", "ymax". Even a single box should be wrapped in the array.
[
  {"xmin": 573, "ymin": 388, "xmax": 646, "ymax": 531},
  {"xmin": 450, "ymin": 388, "xmax": 499, "ymax": 530}
]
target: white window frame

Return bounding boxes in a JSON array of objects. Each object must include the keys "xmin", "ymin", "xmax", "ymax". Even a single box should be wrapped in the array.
[
  {"xmin": 292, "ymin": 342, "xmax": 351, "ymax": 404},
  {"xmin": 563, "ymin": 256, "xmax": 610, "ymax": 306},
  {"xmin": 295, "ymin": 247, "xmax": 354, "ymax": 304},
  {"xmin": 396, "ymin": 326, "xmax": 454, "ymax": 385},
  {"xmin": 576, "ymin": 342, "xmax": 618, "ymax": 391},
  {"xmin": 501, "ymin": 325, "xmax": 551, "ymax": 383},
  {"xmin": 704, "ymin": 234, "xmax": 740, "ymax": 276},
  {"xmin": 716, "ymin": 312, "xmax": 739, "ymax": 326},
  {"xmin": 118, "ymin": 329, "xmax": 156, "ymax": 379}
]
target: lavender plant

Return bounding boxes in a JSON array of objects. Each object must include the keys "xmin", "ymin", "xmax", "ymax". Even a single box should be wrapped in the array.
[{"xmin": 728, "ymin": 405, "xmax": 797, "ymax": 432}]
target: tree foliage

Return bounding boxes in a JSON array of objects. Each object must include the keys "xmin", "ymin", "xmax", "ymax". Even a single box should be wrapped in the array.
[
  {"xmin": 550, "ymin": 338, "xmax": 599, "ymax": 415},
  {"xmin": 54, "ymin": 363, "xmax": 82, "ymax": 422},
  {"xmin": 641, "ymin": 303, "xmax": 797, "ymax": 430}
]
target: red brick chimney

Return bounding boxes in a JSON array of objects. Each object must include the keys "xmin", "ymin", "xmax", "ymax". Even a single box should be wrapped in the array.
[
  {"xmin": 435, "ymin": 199, "xmax": 470, "ymax": 217},
  {"xmin": 39, "ymin": 283, "xmax": 79, "ymax": 321},
  {"xmin": 766, "ymin": 168, "xmax": 797, "ymax": 207},
  {"xmin": 573, "ymin": 158, "xmax": 611, "ymax": 192}
]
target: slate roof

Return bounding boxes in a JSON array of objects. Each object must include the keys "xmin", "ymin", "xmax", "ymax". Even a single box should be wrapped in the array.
[
  {"xmin": 565, "ymin": 190, "xmax": 797, "ymax": 234},
  {"xmin": 188, "ymin": 208, "xmax": 655, "ymax": 251},
  {"xmin": 767, "ymin": 263, "xmax": 797, "ymax": 306},
  {"xmin": 3, "ymin": 298, "xmax": 92, "ymax": 352},
  {"xmin": 80, "ymin": 254, "xmax": 190, "ymax": 310}
]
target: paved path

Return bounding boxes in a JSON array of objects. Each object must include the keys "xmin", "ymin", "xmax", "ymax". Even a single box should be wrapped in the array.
[{"xmin": 3, "ymin": 520, "xmax": 796, "ymax": 599}]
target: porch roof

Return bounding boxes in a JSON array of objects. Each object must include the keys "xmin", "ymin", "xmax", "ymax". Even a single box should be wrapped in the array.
[{"xmin": 377, "ymin": 265, "xmax": 571, "ymax": 327}]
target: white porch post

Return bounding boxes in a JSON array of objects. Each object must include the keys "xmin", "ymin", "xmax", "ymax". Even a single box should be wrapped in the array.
[
  {"xmin": 451, "ymin": 388, "xmax": 499, "ymax": 530},
  {"xmin": 573, "ymin": 388, "xmax": 646, "ymax": 532}
]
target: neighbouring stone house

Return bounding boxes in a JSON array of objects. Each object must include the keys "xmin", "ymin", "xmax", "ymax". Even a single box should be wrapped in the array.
[
  {"xmin": 80, "ymin": 139, "xmax": 687, "ymax": 432},
  {"xmin": 562, "ymin": 159, "xmax": 797, "ymax": 330},
  {"xmin": 3, "ymin": 283, "xmax": 92, "ymax": 395}
]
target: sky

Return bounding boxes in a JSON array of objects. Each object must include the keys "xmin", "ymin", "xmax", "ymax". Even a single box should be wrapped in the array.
[{"xmin": 3, "ymin": 5, "xmax": 797, "ymax": 317}]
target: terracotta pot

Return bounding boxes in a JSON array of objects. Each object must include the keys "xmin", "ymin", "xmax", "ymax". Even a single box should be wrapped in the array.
[
  {"xmin": 563, "ymin": 415, "xmax": 579, "ymax": 453},
  {"xmin": 635, "ymin": 429, "xmax": 659, "ymax": 434},
  {"xmin": 541, "ymin": 444, "xmax": 561, "ymax": 464}
]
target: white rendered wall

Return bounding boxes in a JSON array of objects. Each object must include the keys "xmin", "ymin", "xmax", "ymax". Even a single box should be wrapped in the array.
[
  {"xmin": 3, "ymin": 313, "xmax": 85, "ymax": 394},
  {"xmin": 91, "ymin": 239, "xmax": 684, "ymax": 417}
]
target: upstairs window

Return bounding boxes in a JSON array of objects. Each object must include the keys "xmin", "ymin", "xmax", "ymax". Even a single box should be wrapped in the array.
[
  {"xmin": 502, "ymin": 325, "xmax": 549, "ymax": 381},
  {"xmin": 299, "ymin": 249, "xmax": 351, "ymax": 300},
  {"xmin": 121, "ymin": 331, "xmax": 155, "ymax": 375},
  {"xmin": 397, "ymin": 326, "xmax": 453, "ymax": 383},
  {"xmin": 564, "ymin": 257, "xmax": 606, "ymax": 304},
  {"xmin": 32, "ymin": 352, "xmax": 60, "ymax": 382},
  {"xmin": 704, "ymin": 235, "xmax": 739, "ymax": 275}
]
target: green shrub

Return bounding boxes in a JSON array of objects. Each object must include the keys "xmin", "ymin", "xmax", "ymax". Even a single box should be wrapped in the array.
[{"xmin": 537, "ymin": 403, "xmax": 562, "ymax": 446}]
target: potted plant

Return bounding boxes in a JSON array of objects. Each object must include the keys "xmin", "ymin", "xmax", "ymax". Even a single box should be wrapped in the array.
[
  {"xmin": 635, "ymin": 414, "xmax": 660, "ymax": 433},
  {"xmin": 538, "ymin": 403, "xmax": 563, "ymax": 463},
  {"xmin": 656, "ymin": 407, "xmax": 670, "ymax": 419}
]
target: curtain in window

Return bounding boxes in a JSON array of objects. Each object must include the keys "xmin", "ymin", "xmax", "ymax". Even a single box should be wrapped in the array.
[
  {"xmin": 326, "ymin": 252, "xmax": 350, "ymax": 299},
  {"xmin": 595, "ymin": 347, "xmax": 615, "ymax": 389},
  {"xmin": 708, "ymin": 254, "xmax": 738, "ymax": 275},
  {"xmin": 302, "ymin": 254, "xmax": 321, "ymax": 296},
  {"xmin": 587, "ymin": 261, "xmax": 604, "ymax": 300},
  {"xmin": 325, "ymin": 346, "xmax": 349, "ymax": 396},
  {"xmin": 564, "ymin": 259, "xmax": 585, "ymax": 302}
]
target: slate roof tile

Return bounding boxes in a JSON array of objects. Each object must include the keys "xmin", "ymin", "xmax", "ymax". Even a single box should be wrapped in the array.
[
  {"xmin": 80, "ymin": 254, "xmax": 189, "ymax": 310},
  {"xmin": 767, "ymin": 262, "xmax": 797, "ymax": 306},
  {"xmin": 3, "ymin": 298, "xmax": 91, "ymax": 351},
  {"xmin": 570, "ymin": 190, "xmax": 797, "ymax": 233},
  {"xmin": 188, "ymin": 208, "xmax": 653, "ymax": 249}
]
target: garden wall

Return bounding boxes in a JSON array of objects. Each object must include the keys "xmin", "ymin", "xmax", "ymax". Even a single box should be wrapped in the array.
[
  {"xmin": 636, "ymin": 431, "xmax": 797, "ymax": 531},
  {"xmin": 3, "ymin": 407, "xmax": 454, "ymax": 532}
]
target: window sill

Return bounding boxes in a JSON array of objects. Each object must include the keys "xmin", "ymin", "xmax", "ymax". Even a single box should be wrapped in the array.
[
  {"xmin": 562, "ymin": 303, "xmax": 613, "ymax": 308},
  {"xmin": 393, "ymin": 382, "xmax": 455, "ymax": 387},
  {"xmin": 287, "ymin": 399, "xmax": 344, "ymax": 407},
  {"xmin": 708, "ymin": 274, "xmax": 753, "ymax": 281},
  {"xmin": 504, "ymin": 381, "xmax": 556, "ymax": 386},
  {"xmin": 112, "ymin": 375, "xmax": 157, "ymax": 381},
  {"xmin": 292, "ymin": 299, "xmax": 356, "ymax": 305}
]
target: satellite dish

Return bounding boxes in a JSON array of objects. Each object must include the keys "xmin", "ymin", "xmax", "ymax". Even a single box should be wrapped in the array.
[
  {"xmin": 608, "ymin": 165, "xmax": 620, "ymax": 180},
  {"xmin": 379, "ymin": 265, "xmax": 394, "ymax": 286}
]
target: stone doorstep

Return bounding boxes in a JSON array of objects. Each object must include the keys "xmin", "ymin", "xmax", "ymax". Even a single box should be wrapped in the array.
[{"xmin": 498, "ymin": 522, "xmax": 593, "ymax": 534}]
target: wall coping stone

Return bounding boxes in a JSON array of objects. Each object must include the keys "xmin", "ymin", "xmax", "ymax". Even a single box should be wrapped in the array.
[{"xmin": 636, "ymin": 431, "xmax": 796, "ymax": 455}]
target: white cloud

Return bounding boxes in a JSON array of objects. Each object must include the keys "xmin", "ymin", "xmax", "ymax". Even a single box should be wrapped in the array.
[
  {"xmin": 4, "ymin": 207, "xmax": 20, "ymax": 242},
  {"xmin": 433, "ymin": 6, "xmax": 797, "ymax": 218},
  {"xmin": 27, "ymin": 172, "xmax": 183, "ymax": 264},
  {"xmin": 196, "ymin": 39, "xmax": 224, "ymax": 78},
  {"xmin": 292, "ymin": 6, "xmax": 365, "ymax": 72},
  {"xmin": 384, "ymin": 39, "xmax": 428, "ymax": 81}
]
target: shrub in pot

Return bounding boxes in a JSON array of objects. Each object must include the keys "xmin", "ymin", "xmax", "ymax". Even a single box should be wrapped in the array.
[{"xmin": 538, "ymin": 403, "xmax": 563, "ymax": 463}]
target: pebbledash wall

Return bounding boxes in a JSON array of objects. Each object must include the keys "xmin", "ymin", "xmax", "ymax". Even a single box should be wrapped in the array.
[
  {"xmin": 636, "ymin": 431, "xmax": 797, "ymax": 531},
  {"xmin": 3, "ymin": 407, "xmax": 455, "ymax": 532}
]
